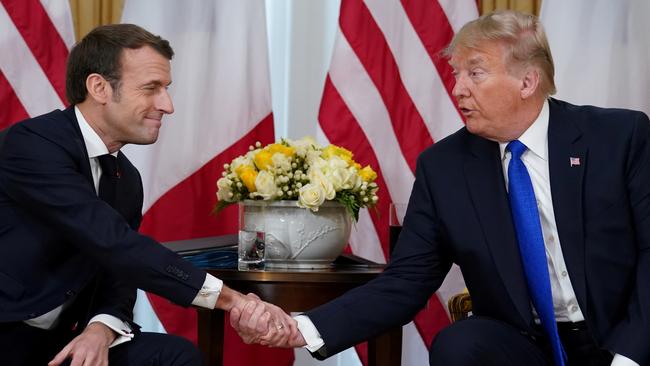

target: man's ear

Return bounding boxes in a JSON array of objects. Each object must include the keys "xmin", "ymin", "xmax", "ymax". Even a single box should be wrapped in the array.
[
  {"xmin": 85, "ymin": 73, "xmax": 110, "ymax": 104},
  {"xmin": 520, "ymin": 67, "xmax": 540, "ymax": 99}
]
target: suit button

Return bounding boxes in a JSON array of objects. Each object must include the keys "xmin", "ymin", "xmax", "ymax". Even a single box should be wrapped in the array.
[{"xmin": 66, "ymin": 290, "xmax": 75, "ymax": 297}]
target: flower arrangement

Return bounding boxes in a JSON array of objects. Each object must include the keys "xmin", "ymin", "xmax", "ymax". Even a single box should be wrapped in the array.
[{"xmin": 215, "ymin": 137, "xmax": 379, "ymax": 220}]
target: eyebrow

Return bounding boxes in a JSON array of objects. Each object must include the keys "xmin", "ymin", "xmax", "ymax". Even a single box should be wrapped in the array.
[
  {"xmin": 142, "ymin": 80, "xmax": 172, "ymax": 87},
  {"xmin": 466, "ymin": 56, "xmax": 486, "ymax": 67},
  {"xmin": 449, "ymin": 54, "xmax": 486, "ymax": 69}
]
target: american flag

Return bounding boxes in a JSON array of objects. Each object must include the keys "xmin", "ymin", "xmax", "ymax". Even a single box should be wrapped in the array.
[
  {"xmin": 569, "ymin": 157, "xmax": 581, "ymax": 167},
  {"xmin": 316, "ymin": 0, "xmax": 475, "ymax": 363},
  {"xmin": 0, "ymin": 0, "xmax": 74, "ymax": 128}
]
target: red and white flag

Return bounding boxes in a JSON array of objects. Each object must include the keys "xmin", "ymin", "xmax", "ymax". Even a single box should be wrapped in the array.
[
  {"xmin": 121, "ymin": 1, "xmax": 288, "ymax": 365},
  {"xmin": 317, "ymin": 0, "xmax": 477, "ymax": 364},
  {"xmin": 0, "ymin": 0, "xmax": 74, "ymax": 128}
]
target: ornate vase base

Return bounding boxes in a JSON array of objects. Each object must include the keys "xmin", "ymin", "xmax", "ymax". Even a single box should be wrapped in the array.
[{"xmin": 265, "ymin": 259, "xmax": 333, "ymax": 269}]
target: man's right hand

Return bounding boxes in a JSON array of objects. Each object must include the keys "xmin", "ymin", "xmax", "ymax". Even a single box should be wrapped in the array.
[{"xmin": 228, "ymin": 293, "xmax": 302, "ymax": 347}]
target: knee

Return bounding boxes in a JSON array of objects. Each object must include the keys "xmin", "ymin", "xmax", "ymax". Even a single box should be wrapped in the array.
[
  {"xmin": 428, "ymin": 319, "xmax": 495, "ymax": 366},
  {"xmin": 430, "ymin": 321, "xmax": 474, "ymax": 365}
]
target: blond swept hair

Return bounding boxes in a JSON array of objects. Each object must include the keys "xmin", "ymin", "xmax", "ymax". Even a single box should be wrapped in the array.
[{"xmin": 446, "ymin": 10, "xmax": 556, "ymax": 96}]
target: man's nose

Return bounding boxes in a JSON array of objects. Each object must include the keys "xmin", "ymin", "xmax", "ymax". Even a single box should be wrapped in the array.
[
  {"xmin": 157, "ymin": 89, "xmax": 174, "ymax": 114},
  {"xmin": 451, "ymin": 76, "xmax": 469, "ymax": 98}
]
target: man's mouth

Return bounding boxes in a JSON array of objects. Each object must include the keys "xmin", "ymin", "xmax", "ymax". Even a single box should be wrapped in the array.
[{"xmin": 459, "ymin": 107, "xmax": 473, "ymax": 115}]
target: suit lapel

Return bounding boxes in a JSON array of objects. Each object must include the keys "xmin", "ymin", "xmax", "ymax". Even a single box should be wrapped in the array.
[
  {"xmin": 463, "ymin": 133, "xmax": 533, "ymax": 326},
  {"xmin": 547, "ymin": 99, "xmax": 588, "ymax": 312}
]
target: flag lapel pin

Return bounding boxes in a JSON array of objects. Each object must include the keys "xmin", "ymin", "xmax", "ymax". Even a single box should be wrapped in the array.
[{"xmin": 569, "ymin": 157, "xmax": 581, "ymax": 167}]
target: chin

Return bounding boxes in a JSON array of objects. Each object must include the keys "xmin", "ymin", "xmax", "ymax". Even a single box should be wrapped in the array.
[{"xmin": 465, "ymin": 120, "xmax": 482, "ymax": 135}]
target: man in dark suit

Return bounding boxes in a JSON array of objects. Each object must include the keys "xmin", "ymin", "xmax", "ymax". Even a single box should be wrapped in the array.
[
  {"xmin": 233, "ymin": 10, "xmax": 650, "ymax": 366},
  {"xmin": 0, "ymin": 24, "xmax": 293, "ymax": 365}
]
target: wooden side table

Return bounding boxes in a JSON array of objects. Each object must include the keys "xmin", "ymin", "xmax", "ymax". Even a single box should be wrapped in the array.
[{"xmin": 197, "ymin": 266, "xmax": 402, "ymax": 366}]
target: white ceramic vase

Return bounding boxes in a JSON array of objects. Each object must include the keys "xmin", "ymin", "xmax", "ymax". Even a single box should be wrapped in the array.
[{"xmin": 239, "ymin": 200, "xmax": 352, "ymax": 268}]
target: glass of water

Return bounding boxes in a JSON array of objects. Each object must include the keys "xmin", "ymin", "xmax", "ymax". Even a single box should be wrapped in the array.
[{"xmin": 238, "ymin": 202, "xmax": 265, "ymax": 271}]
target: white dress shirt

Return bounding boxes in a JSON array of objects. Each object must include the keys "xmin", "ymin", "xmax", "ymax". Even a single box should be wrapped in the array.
[
  {"xmin": 296, "ymin": 100, "xmax": 638, "ymax": 366},
  {"xmin": 25, "ymin": 107, "xmax": 223, "ymax": 348}
]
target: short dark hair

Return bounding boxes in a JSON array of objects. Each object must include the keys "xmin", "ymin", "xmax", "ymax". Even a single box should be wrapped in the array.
[{"xmin": 65, "ymin": 23, "xmax": 174, "ymax": 104}]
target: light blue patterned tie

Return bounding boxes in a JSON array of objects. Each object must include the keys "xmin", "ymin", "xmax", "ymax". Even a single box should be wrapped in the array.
[{"xmin": 507, "ymin": 140, "xmax": 565, "ymax": 366}]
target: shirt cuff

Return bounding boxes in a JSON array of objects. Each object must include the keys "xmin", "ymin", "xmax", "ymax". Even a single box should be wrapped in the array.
[
  {"xmin": 294, "ymin": 315, "xmax": 325, "ymax": 353},
  {"xmin": 88, "ymin": 314, "xmax": 134, "ymax": 348},
  {"xmin": 611, "ymin": 354, "xmax": 640, "ymax": 366},
  {"xmin": 191, "ymin": 273, "xmax": 223, "ymax": 309}
]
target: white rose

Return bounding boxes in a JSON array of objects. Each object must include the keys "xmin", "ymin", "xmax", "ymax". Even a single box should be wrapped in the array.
[
  {"xmin": 230, "ymin": 156, "xmax": 253, "ymax": 172},
  {"xmin": 216, "ymin": 177, "xmax": 234, "ymax": 201},
  {"xmin": 298, "ymin": 183, "xmax": 326, "ymax": 211},
  {"xmin": 253, "ymin": 170, "xmax": 277, "ymax": 200},
  {"xmin": 306, "ymin": 152, "xmax": 326, "ymax": 168},
  {"xmin": 308, "ymin": 168, "xmax": 336, "ymax": 200},
  {"xmin": 327, "ymin": 167, "xmax": 353, "ymax": 191},
  {"xmin": 290, "ymin": 136, "xmax": 320, "ymax": 157},
  {"xmin": 271, "ymin": 152, "xmax": 291, "ymax": 172},
  {"xmin": 326, "ymin": 156, "xmax": 348, "ymax": 169}
]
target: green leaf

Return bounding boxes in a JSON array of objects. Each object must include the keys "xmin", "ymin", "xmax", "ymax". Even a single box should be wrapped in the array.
[
  {"xmin": 212, "ymin": 200, "xmax": 234, "ymax": 216},
  {"xmin": 336, "ymin": 191, "xmax": 361, "ymax": 222}
]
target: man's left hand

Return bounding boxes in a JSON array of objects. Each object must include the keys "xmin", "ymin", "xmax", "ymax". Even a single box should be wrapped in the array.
[{"xmin": 48, "ymin": 322, "xmax": 117, "ymax": 366}]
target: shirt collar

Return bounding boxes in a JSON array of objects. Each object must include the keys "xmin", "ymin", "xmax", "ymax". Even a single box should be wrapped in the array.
[
  {"xmin": 74, "ymin": 106, "xmax": 115, "ymax": 158},
  {"xmin": 499, "ymin": 99, "xmax": 550, "ymax": 161}
]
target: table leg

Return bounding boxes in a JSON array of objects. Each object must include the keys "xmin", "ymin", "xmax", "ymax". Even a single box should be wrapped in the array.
[
  {"xmin": 197, "ymin": 309, "xmax": 225, "ymax": 366},
  {"xmin": 367, "ymin": 326, "xmax": 402, "ymax": 366}
]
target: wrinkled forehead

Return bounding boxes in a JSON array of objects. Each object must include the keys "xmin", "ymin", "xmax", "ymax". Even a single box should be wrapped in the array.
[{"xmin": 448, "ymin": 41, "xmax": 507, "ymax": 68}]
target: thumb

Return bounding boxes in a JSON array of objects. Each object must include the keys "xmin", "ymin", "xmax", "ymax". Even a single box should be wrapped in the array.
[{"xmin": 229, "ymin": 306, "xmax": 242, "ymax": 329}]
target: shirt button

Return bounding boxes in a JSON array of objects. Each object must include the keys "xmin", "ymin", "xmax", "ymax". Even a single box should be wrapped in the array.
[
  {"xmin": 570, "ymin": 305, "xmax": 578, "ymax": 313},
  {"xmin": 561, "ymin": 270, "xmax": 568, "ymax": 277}
]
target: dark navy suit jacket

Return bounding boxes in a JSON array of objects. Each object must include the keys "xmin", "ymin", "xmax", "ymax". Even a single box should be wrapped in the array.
[
  {"xmin": 306, "ymin": 98, "xmax": 650, "ymax": 365},
  {"xmin": 0, "ymin": 107, "xmax": 205, "ymax": 327}
]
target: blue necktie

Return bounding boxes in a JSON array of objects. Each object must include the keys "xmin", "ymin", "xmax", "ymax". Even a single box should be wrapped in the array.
[{"xmin": 507, "ymin": 140, "xmax": 565, "ymax": 366}]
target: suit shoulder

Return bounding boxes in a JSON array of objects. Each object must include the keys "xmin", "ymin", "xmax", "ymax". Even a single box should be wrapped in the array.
[
  {"xmin": 550, "ymin": 98, "xmax": 648, "ymax": 132},
  {"xmin": 8, "ymin": 109, "xmax": 78, "ymax": 145},
  {"xmin": 419, "ymin": 127, "xmax": 470, "ymax": 161}
]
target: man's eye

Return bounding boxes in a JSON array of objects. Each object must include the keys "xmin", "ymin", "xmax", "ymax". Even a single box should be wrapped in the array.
[{"xmin": 470, "ymin": 70, "xmax": 485, "ymax": 78}]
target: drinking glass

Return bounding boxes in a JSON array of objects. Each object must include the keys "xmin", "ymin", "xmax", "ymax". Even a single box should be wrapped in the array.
[
  {"xmin": 388, "ymin": 202, "xmax": 407, "ymax": 255},
  {"xmin": 238, "ymin": 203, "xmax": 266, "ymax": 271}
]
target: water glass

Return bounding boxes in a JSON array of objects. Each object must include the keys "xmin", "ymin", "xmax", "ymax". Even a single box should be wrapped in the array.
[
  {"xmin": 388, "ymin": 202, "xmax": 407, "ymax": 255},
  {"xmin": 238, "ymin": 203, "xmax": 266, "ymax": 271}
]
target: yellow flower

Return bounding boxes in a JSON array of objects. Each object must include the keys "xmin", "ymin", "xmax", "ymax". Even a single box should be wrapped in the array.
[
  {"xmin": 235, "ymin": 165, "xmax": 258, "ymax": 192},
  {"xmin": 322, "ymin": 145, "xmax": 353, "ymax": 165},
  {"xmin": 359, "ymin": 165, "xmax": 377, "ymax": 182},
  {"xmin": 255, "ymin": 144, "xmax": 295, "ymax": 170},
  {"xmin": 267, "ymin": 143, "xmax": 295, "ymax": 157},
  {"xmin": 253, "ymin": 150, "xmax": 273, "ymax": 171}
]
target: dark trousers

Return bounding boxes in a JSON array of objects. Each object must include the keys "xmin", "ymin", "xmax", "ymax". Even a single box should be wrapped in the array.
[
  {"xmin": 429, "ymin": 316, "xmax": 613, "ymax": 366},
  {"xmin": 0, "ymin": 321, "xmax": 201, "ymax": 365}
]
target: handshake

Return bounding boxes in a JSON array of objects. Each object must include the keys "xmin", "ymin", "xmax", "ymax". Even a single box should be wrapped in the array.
[{"xmin": 224, "ymin": 291, "xmax": 307, "ymax": 348}]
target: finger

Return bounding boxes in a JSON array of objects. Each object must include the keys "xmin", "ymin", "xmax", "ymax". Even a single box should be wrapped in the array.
[
  {"xmin": 245, "ymin": 302, "xmax": 267, "ymax": 331},
  {"xmin": 238, "ymin": 301, "xmax": 257, "ymax": 329},
  {"xmin": 69, "ymin": 350, "xmax": 86, "ymax": 366},
  {"xmin": 48, "ymin": 342, "xmax": 73, "ymax": 366},
  {"xmin": 255, "ymin": 311, "xmax": 271, "ymax": 334},
  {"xmin": 246, "ymin": 292, "xmax": 261, "ymax": 301}
]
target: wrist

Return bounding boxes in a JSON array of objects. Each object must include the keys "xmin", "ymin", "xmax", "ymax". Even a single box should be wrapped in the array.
[
  {"xmin": 214, "ymin": 286, "xmax": 245, "ymax": 311},
  {"xmin": 87, "ymin": 322, "xmax": 117, "ymax": 346}
]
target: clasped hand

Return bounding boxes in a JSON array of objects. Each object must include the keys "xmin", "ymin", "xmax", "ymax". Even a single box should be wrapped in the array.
[{"xmin": 230, "ymin": 293, "xmax": 305, "ymax": 348}]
